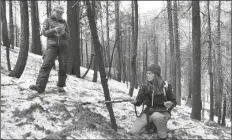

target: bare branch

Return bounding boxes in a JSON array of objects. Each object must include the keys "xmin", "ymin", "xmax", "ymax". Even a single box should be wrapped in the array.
[
  {"xmin": 152, "ymin": 7, "xmax": 167, "ymax": 21},
  {"xmin": 71, "ymin": 1, "xmax": 79, "ymax": 8},
  {"xmin": 179, "ymin": 4, "xmax": 192, "ymax": 19}
]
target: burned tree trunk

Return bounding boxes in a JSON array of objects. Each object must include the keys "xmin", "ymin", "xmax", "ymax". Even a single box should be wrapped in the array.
[
  {"xmin": 115, "ymin": 1, "xmax": 122, "ymax": 82},
  {"xmin": 9, "ymin": 1, "xmax": 14, "ymax": 49},
  {"xmin": 191, "ymin": 1, "xmax": 202, "ymax": 121},
  {"xmin": 167, "ymin": 0, "xmax": 176, "ymax": 97},
  {"xmin": 129, "ymin": 0, "xmax": 138, "ymax": 97},
  {"xmin": 207, "ymin": 0, "xmax": 214, "ymax": 121},
  {"xmin": 67, "ymin": 1, "xmax": 81, "ymax": 78},
  {"xmin": 1, "ymin": 0, "xmax": 11, "ymax": 71},
  {"xmin": 174, "ymin": 0, "xmax": 181, "ymax": 105},
  {"xmin": 9, "ymin": 1, "xmax": 29, "ymax": 78},
  {"xmin": 31, "ymin": 1, "xmax": 42, "ymax": 55},
  {"xmin": 85, "ymin": 0, "xmax": 117, "ymax": 131},
  {"xmin": 216, "ymin": 0, "xmax": 223, "ymax": 125}
]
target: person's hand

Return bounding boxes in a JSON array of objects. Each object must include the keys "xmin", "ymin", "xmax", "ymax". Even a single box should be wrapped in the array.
[
  {"xmin": 130, "ymin": 99, "xmax": 137, "ymax": 105},
  {"xmin": 164, "ymin": 101, "xmax": 173, "ymax": 109},
  {"xmin": 54, "ymin": 26, "xmax": 62, "ymax": 33},
  {"xmin": 59, "ymin": 28, "xmax": 65, "ymax": 35}
]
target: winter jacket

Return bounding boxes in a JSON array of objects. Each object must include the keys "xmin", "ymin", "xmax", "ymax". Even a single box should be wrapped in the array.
[
  {"xmin": 42, "ymin": 16, "xmax": 70, "ymax": 46},
  {"xmin": 134, "ymin": 81, "xmax": 177, "ymax": 115}
]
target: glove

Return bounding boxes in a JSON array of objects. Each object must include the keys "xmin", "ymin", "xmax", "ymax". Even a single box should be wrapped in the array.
[
  {"xmin": 164, "ymin": 101, "xmax": 174, "ymax": 109},
  {"xmin": 130, "ymin": 99, "xmax": 137, "ymax": 105},
  {"xmin": 59, "ymin": 28, "xmax": 65, "ymax": 35},
  {"xmin": 54, "ymin": 26, "xmax": 62, "ymax": 33}
]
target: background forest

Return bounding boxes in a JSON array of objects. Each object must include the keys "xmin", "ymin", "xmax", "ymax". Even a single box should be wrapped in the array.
[{"xmin": 1, "ymin": 0, "xmax": 231, "ymax": 138}]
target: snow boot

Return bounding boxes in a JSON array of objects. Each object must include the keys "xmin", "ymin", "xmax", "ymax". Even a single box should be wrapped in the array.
[
  {"xmin": 57, "ymin": 86, "xmax": 65, "ymax": 93},
  {"xmin": 29, "ymin": 85, "xmax": 44, "ymax": 93}
]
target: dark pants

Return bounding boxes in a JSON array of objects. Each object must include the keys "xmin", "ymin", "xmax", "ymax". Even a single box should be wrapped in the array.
[{"xmin": 36, "ymin": 44, "xmax": 68, "ymax": 90}]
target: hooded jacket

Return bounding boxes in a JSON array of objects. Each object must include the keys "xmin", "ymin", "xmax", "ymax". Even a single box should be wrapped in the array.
[{"xmin": 42, "ymin": 16, "xmax": 70, "ymax": 46}]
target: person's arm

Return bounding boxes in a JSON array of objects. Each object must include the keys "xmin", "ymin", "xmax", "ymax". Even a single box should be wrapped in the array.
[
  {"xmin": 166, "ymin": 84, "xmax": 177, "ymax": 111},
  {"xmin": 42, "ymin": 18, "xmax": 57, "ymax": 37},
  {"xmin": 134, "ymin": 86, "xmax": 147, "ymax": 106}
]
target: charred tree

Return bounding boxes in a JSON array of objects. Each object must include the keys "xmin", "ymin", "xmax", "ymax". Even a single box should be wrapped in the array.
[
  {"xmin": 9, "ymin": 1, "xmax": 29, "ymax": 78},
  {"xmin": 67, "ymin": 1, "xmax": 81, "ymax": 78},
  {"xmin": 174, "ymin": 0, "xmax": 181, "ymax": 105},
  {"xmin": 86, "ymin": 39, "xmax": 89, "ymax": 68},
  {"xmin": 92, "ymin": 0, "xmax": 98, "ymax": 82},
  {"xmin": 106, "ymin": 1, "xmax": 110, "ymax": 68},
  {"xmin": 30, "ymin": 1, "xmax": 42, "ymax": 55},
  {"xmin": 167, "ymin": 0, "xmax": 176, "ymax": 97},
  {"xmin": 14, "ymin": 3, "xmax": 18, "ymax": 47},
  {"xmin": 9, "ymin": 1, "xmax": 14, "ymax": 49},
  {"xmin": 216, "ymin": 0, "xmax": 223, "ymax": 125},
  {"xmin": 207, "ymin": 0, "xmax": 214, "ymax": 121},
  {"xmin": 85, "ymin": 0, "xmax": 117, "ymax": 131},
  {"xmin": 191, "ymin": 1, "xmax": 202, "ymax": 121},
  {"xmin": 115, "ymin": 1, "xmax": 122, "ymax": 82},
  {"xmin": 47, "ymin": 1, "xmax": 51, "ymax": 17},
  {"xmin": 129, "ymin": 0, "xmax": 138, "ymax": 97},
  {"xmin": 1, "ymin": 0, "xmax": 11, "ymax": 71}
]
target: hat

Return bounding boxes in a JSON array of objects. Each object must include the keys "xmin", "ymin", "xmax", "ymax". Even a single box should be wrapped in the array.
[
  {"xmin": 52, "ymin": 5, "xmax": 64, "ymax": 13},
  {"xmin": 147, "ymin": 64, "xmax": 161, "ymax": 76}
]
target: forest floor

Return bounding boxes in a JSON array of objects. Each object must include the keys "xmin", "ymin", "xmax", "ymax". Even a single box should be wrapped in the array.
[{"xmin": 1, "ymin": 46, "xmax": 231, "ymax": 139}]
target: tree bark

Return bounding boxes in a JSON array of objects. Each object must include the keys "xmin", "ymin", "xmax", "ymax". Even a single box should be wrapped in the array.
[
  {"xmin": 115, "ymin": 1, "xmax": 122, "ymax": 82},
  {"xmin": 207, "ymin": 0, "xmax": 214, "ymax": 121},
  {"xmin": 1, "ymin": 0, "xmax": 11, "ymax": 71},
  {"xmin": 99, "ymin": 2, "xmax": 106, "ymax": 68},
  {"xmin": 67, "ymin": 1, "xmax": 81, "ymax": 78},
  {"xmin": 92, "ymin": 0, "xmax": 98, "ymax": 82},
  {"xmin": 9, "ymin": 1, "xmax": 14, "ymax": 49},
  {"xmin": 80, "ymin": 27, "xmax": 83, "ymax": 66},
  {"xmin": 231, "ymin": 0, "xmax": 232, "ymax": 123},
  {"xmin": 216, "ymin": 0, "xmax": 222, "ymax": 125},
  {"xmin": 108, "ymin": 30, "xmax": 123, "ymax": 79},
  {"xmin": 153, "ymin": 36, "xmax": 158, "ymax": 64},
  {"xmin": 128, "ymin": 28, "xmax": 131, "ymax": 84},
  {"xmin": 85, "ymin": 39, "xmax": 89, "ymax": 68},
  {"xmin": 47, "ymin": 1, "xmax": 51, "ymax": 17},
  {"xmin": 9, "ymin": 1, "xmax": 29, "ymax": 78},
  {"xmin": 191, "ymin": 1, "xmax": 202, "ymax": 121},
  {"xmin": 85, "ymin": 0, "xmax": 117, "ymax": 131},
  {"xmin": 129, "ymin": 0, "xmax": 138, "ymax": 97},
  {"xmin": 14, "ymin": 2, "xmax": 18, "ymax": 47},
  {"xmin": 31, "ymin": 1, "xmax": 42, "ymax": 55},
  {"xmin": 165, "ymin": 34, "xmax": 167, "ymax": 80},
  {"xmin": 82, "ymin": 54, "xmax": 95, "ymax": 79},
  {"xmin": 221, "ymin": 96, "xmax": 226, "ymax": 126},
  {"xmin": 186, "ymin": 7, "xmax": 193, "ymax": 107},
  {"xmin": 106, "ymin": 1, "xmax": 110, "ymax": 68},
  {"xmin": 174, "ymin": 0, "xmax": 181, "ymax": 105},
  {"xmin": 167, "ymin": 0, "xmax": 176, "ymax": 97}
]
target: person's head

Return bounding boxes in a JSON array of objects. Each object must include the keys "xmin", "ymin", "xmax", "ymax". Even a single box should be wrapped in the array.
[
  {"xmin": 146, "ymin": 64, "xmax": 161, "ymax": 82},
  {"xmin": 51, "ymin": 5, "xmax": 64, "ymax": 20},
  {"xmin": 146, "ymin": 64, "xmax": 163, "ymax": 94}
]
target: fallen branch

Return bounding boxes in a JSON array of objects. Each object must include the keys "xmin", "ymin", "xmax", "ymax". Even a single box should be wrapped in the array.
[{"xmin": 1, "ymin": 83, "xmax": 17, "ymax": 86}]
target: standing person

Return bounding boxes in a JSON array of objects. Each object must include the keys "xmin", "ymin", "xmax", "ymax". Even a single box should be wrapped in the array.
[
  {"xmin": 29, "ymin": 5, "xmax": 70, "ymax": 93},
  {"xmin": 130, "ymin": 64, "xmax": 177, "ymax": 139}
]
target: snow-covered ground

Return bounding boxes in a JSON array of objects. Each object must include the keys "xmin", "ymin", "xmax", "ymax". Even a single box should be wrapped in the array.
[{"xmin": 1, "ymin": 46, "xmax": 231, "ymax": 139}]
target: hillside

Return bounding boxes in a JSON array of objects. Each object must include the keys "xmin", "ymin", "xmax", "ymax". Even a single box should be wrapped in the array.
[{"xmin": 1, "ymin": 46, "xmax": 231, "ymax": 139}]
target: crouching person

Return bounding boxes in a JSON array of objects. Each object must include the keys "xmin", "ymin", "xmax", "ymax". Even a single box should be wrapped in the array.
[{"xmin": 130, "ymin": 64, "xmax": 177, "ymax": 139}]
